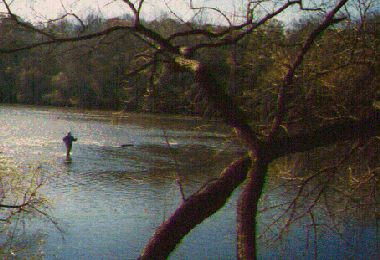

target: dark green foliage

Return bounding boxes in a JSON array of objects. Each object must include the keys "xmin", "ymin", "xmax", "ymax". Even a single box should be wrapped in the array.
[{"xmin": 0, "ymin": 13, "xmax": 379, "ymax": 117}]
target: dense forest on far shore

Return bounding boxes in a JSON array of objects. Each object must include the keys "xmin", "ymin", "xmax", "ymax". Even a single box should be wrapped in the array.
[{"xmin": 0, "ymin": 12, "xmax": 378, "ymax": 116}]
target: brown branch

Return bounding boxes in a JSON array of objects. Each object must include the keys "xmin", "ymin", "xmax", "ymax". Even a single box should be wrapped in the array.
[
  {"xmin": 138, "ymin": 156, "xmax": 252, "ymax": 260},
  {"xmin": 160, "ymin": 125, "xmax": 186, "ymax": 201},
  {"xmin": 163, "ymin": 1, "xmax": 194, "ymax": 28},
  {"xmin": 44, "ymin": 11, "xmax": 86, "ymax": 33},
  {"xmin": 307, "ymin": 209, "xmax": 319, "ymax": 260},
  {"xmin": 0, "ymin": 19, "xmax": 178, "ymax": 55},
  {"xmin": 237, "ymin": 157, "xmax": 269, "ymax": 259},
  {"xmin": 1, "ymin": 1, "xmax": 53, "ymax": 41},
  {"xmin": 189, "ymin": 0, "xmax": 233, "ymax": 26},
  {"xmin": 269, "ymin": 0, "xmax": 349, "ymax": 138},
  {"xmin": 123, "ymin": 60, "xmax": 155, "ymax": 78},
  {"xmin": 275, "ymin": 169, "xmax": 336, "ymax": 242},
  {"xmin": 299, "ymin": 0, "xmax": 323, "ymax": 11},
  {"xmin": 0, "ymin": 203, "xmax": 27, "ymax": 209},
  {"xmin": 173, "ymin": 56, "xmax": 261, "ymax": 151},
  {"xmin": 261, "ymin": 142, "xmax": 359, "ymax": 245},
  {"xmin": 167, "ymin": 28, "xmax": 228, "ymax": 41},
  {"xmin": 0, "ymin": 25, "xmax": 131, "ymax": 53},
  {"xmin": 123, "ymin": 0, "xmax": 144, "ymax": 25},
  {"xmin": 31, "ymin": 204, "xmax": 66, "ymax": 239},
  {"xmin": 181, "ymin": 1, "xmax": 299, "ymax": 58},
  {"xmin": 266, "ymin": 110, "xmax": 380, "ymax": 161}
]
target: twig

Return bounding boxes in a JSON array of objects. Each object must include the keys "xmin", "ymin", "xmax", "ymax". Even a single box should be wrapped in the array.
[{"xmin": 160, "ymin": 125, "xmax": 186, "ymax": 201}]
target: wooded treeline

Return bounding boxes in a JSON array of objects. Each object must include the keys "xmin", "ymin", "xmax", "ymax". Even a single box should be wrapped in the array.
[{"xmin": 0, "ymin": 12, "xmax": 378, "ymax": 116}]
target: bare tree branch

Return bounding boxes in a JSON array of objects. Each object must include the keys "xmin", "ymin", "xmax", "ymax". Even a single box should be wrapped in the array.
[
  {"xmin": 267, "ymin": 110, "xmax": 380, "ymax": 160},
  {"xmin": 48, "ymin": 13, "xmax": 86, "ymax": 33},
  {"xmin": 237, "ymin": 157, "xmax": 269, "ymax": 259},
  {"xmin": 269, "ymin": 0, "xmax": 349, "ymax": 138},
  {"xmin": 180, "ymin": 1, "xmax": 300, "ymax": 58},
  {"xmin": 0, "ymin": 203, "xmax": 28, "ymax": 209},
  {"xmin": 123, "ymin": 0, "xmax": 145, "ymax": 26},
  {"xmin": 2, "ymin": 0, "xmax": 57, "ymax": 40},
  {"xmin": 189, "ymin": 0, "xmax": 233, "ymax": 26},
  {"xmin": 138, "ymin": 156, "xmax": 252, "ymax": 260}
]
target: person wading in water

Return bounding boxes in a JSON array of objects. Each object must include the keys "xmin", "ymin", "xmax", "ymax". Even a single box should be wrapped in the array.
[{"xmin": 63, "ymin": 132, "xmax": 77, "ymax": 158}]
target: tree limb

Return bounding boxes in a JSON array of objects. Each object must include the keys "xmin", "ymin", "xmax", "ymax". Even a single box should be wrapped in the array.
[
  {"xmin": 181, "ymin": 1, "xmax": 299, "ymax": 58},
  {"xmin": 138, "ymin": 156, "xmax": 252, "ymax": 260},
  {"xmin": 269, "ymin": 0, "xmax": 350, "ymax": 138},
  {"xmin": 266, "ymin": 110, "xmax": 380, "ymax": 161},
  {"xmin": 0, "ymin": 203, "xmax": 27, "ymax": 209},
  {"xmin": 237, "ymin": 157, "xmax": 269, "ymax": 259}
]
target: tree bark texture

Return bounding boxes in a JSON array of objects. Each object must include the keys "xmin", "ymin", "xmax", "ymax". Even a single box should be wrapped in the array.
[
  {"xmin": 237, "ymin": 158, "xmax": 269, "ymax": 260},
  {"xmin": 267, "ymin": 110, "xmax": 380, "ymax": 160},
  {"xmin": 138, "ymin": 156, "xmax": 252, "ymax": 260}
]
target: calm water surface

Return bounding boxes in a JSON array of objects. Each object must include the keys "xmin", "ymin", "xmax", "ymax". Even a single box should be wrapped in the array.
[{"xmin": 0, "ymin": 105, "xmax": 377, "ymax": 259}]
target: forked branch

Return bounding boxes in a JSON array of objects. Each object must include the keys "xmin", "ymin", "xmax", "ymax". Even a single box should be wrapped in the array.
[
  {"xmin": 269, "ymin": 0, "xmax": 349, "ymax": 138},
  {"xmin": 138, "ymin": 156, "xmax": 252, "ymax": 260}
]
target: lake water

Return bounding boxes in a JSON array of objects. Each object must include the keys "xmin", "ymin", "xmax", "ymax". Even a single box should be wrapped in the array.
[{"xmin": 0, "ymin": 105, "xmax": 377, "ymax": 259}]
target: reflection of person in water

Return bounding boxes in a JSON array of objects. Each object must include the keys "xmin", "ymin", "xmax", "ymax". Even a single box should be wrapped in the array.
[{"xmin": 63, "ymin": 132, "xmax": 77, "ymax": 157}]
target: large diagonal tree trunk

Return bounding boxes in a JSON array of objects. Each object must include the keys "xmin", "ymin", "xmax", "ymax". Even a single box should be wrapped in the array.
[
  {"xmin": 237, "ymin": 157, "xmax": 269, "ymax": 259},
  {"xmin": 138, "ymin": 1, "xmax": 360, "ymax": 258},
  {"xmin": 138, "ymin": 156, "xmax": 252, "ymax": 260}
]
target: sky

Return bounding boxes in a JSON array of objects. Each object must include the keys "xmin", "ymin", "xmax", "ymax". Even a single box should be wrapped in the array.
[
  {"xmin": 1, "ymin": 0, "xmax": 370, "ymax": 29},
  {"xmin": 1, "ymin": 0, "xmax": 235, "ymax": 23},
  {"xmin": 0, "ymin": 0, "xmax": 307, "ymax": 26}
]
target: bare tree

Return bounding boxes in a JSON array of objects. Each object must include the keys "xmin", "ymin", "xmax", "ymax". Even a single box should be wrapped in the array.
[
  {"xmin": 0, "ymin": 159, "xmax": 61, "ymax": 258},
  {"xmin": 0, "ymin": 0, "xmax": 379, "ymax": 259}
]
